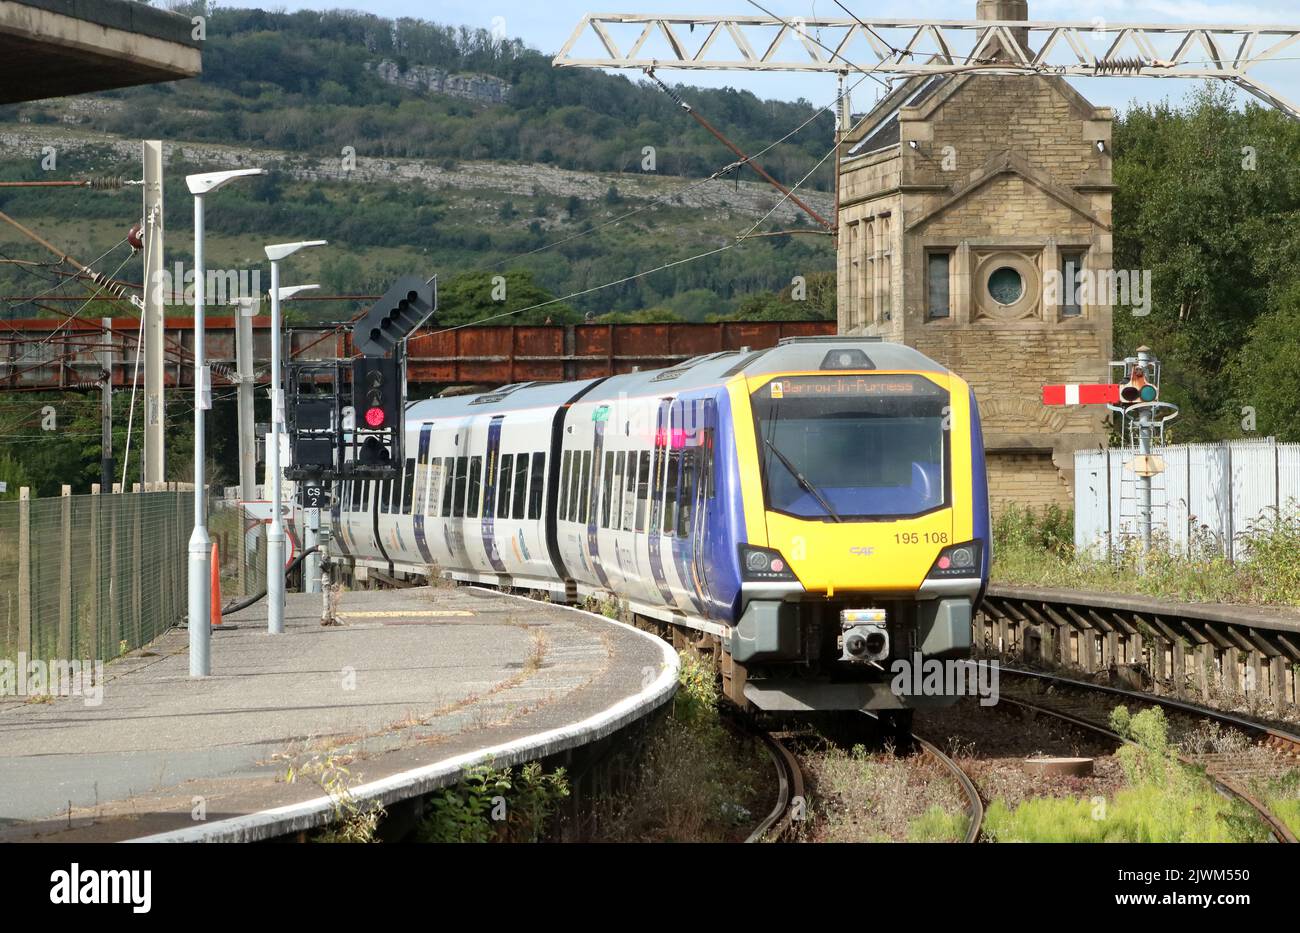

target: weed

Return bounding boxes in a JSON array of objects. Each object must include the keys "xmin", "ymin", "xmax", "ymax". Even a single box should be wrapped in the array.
[
  {"xmin": 288, "ymin": 753, "xmax": 386, "ymax": 843},
  {"xmin": 417, "ymin": 761, "xmax": 569, "ymax": 843}
]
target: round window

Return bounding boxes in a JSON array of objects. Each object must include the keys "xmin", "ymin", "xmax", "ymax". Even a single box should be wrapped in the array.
[{"xmin": 988, "ymin": 266, "xmax": 1025, "ymax": 306}]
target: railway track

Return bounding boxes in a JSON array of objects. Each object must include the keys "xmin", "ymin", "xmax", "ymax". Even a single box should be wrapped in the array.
[
  {"xmin": 863, "ymin": 712, "xmax": 985, "ymax": 843},
  {"xmin": 986, "ymin": 663, "xmax": 1300, "ymax": 843},
  {"xmin": 746, "ymin": 726, "xmax": 806, "ymax": 842}
]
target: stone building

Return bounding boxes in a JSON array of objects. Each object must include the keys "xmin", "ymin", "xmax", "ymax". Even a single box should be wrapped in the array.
[{"xmin": 836, "ymin": 0, "xmax": 1113, "ymax": 512}]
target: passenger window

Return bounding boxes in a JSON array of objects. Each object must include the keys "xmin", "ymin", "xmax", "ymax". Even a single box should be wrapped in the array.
[
  {"xmin": 601, "ymin": 451, "xmax": 615, "ymax": 528},
  {"xmin": 453, "ymin": 456, "xmax": 468, "ymax": 517},
  {"xmin": 623, "ymin": 451, "xmax": 637, "ymax": 531},
  {"xmin": 441, "ymin": 457, "xmax": 456, "ymax": 517},
  {"xmin": 426, "ymin": 460, "xmax": 441, "ymax": 517},
  {"xmin": 678, "ymin": 448, "xmax": 697, "ymax": 537},
  {"xmin": 611, "ymin": 452, "xmax": 625, "ymax": 530},
  {"xmin": 663, "ymin": 449, "xmax": 681, "ymax": 535},
  {"xmin": 559, "ymin": 450, "xmax": 572, "ymax": 521},
  {"xmin": 467, "ymin": 456, "xmax": 482, "ymax": 517},
  {"xmin": 579, "ymin": 451, "xmax": 592, "ymax": 524},
  {"xmin": 401, "ymin": 457, "xmax": 416, "ymax": 513},
  {"xmin": 497, "ymin": 454, "xmax": 514, "ymax": 519},
  {"xmin": 634, "ymin": 450, "xmax": 651, "ymax": 532},
  {"xmin": 528, "ymin": 453, "xmax": 545, "ymax": 520},
  {"xmin": 568, "ymin": 452, "xmax": 582, "ymax": 522},
  {"xmin": 512, "ymin": 454, "xmax": 529, "ymax": 519}
]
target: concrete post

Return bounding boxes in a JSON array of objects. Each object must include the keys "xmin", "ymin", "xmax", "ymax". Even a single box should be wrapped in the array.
[
  {"xmin": 142, "ymin": 140, "xmax": 166, "ymax": 486},
  {"xmin": 58, "ymin": 485, "xmax": 71, "ymax": 660},
  {"xmin": 89, "ymin": 484, "xmax": 100, "ymax": 660},
  {"xmin": 17, "ymin": 487, "xmax": 31, "ymax": 659}
]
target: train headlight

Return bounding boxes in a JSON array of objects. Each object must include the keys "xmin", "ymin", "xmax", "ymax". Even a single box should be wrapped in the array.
[
  {"xmin": 740, "ymin": 545, "xmax": 798, "ymax": 582},
  {"xmin": 926, "ymin": 541, "xmax": 983, "ymax": 579}
]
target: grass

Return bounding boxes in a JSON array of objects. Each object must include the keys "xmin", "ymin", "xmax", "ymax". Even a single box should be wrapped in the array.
[
  {"xmin": 591, "ymin": 647, "xmax": 769, "ymax": 842},
  {"xmin": 981, "ymin": 706, "xmax": 1270, "ymax": 842},
  {"xmin": 806, "ymin": 740, "xmax": 970, "ymax": 843},
  {"xmin": 992, "ymin": 503, "xmax": 1300, "ymax": 607}
]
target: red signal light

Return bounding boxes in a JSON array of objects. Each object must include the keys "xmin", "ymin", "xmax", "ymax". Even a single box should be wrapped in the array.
[{"xmin": 364, "ymin": 406, "xmax": 386, "ymax": 428}]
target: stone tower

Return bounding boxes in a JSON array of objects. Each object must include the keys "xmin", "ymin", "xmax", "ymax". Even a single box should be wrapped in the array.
[{"xmin": 836, "ymin": 0, "xmax": 1113, "ymax": 512}]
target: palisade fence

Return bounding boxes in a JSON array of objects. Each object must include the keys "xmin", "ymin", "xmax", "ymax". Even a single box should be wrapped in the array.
[
  {"xmin": 0, "ymin": 485, "xmax": 268, "ymax": 666},
  {"xmin": 1074, "ymin": 438, "xmax": 1300, "ymax": 560}
]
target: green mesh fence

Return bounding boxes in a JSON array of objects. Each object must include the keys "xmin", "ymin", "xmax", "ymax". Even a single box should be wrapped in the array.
[{"xmin": 0, "ymin": 490, "xmax": 267, "ymax": 665}]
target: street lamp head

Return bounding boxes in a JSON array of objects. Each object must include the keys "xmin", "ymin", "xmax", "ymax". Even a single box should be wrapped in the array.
[
  {"xmin": 186, "ymin": 168, "xmax": 266, "ymax": 195},
  {"xmin": 276, "ymin": 284, "xmax": 320, "ymax": 302},
  {"xmin": 265, "ymin": 240, "xmax": 328, "ymax": 262}
]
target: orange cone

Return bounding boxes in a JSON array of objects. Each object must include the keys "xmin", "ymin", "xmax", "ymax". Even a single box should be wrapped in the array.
[{"xmin": 210, "ymin": 541, "xmax": 222, "ymax": 628}]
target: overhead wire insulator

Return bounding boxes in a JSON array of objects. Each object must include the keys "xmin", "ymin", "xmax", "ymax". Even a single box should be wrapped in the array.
[{"xmin": 1093, "ymin": 58, "xmax": 1148, "ymax": 76}]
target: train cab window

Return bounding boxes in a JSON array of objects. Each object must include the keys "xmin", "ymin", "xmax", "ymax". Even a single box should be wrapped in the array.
[
  {"xmin": 600, "ymin": 451, "xmax": 615, "ymax": 528},
  {"xmin": 703, "ymin": 429, "xmax": 715, "ymax": 499},
  {"xmin": 441, "ymin": 457, "xmax": 456, "ymax": 517},
  {"xmin": 467, "ymin": 456, "xmax": 483, "ymax": 517},
  {"xmin": 558, "ymin": 451, "xmax": 572, "ymax": 521},
  {"xmin": 401, "ymin": 457, "xmax": 416, "ymax": 513},
  {"xmin": 497, "ymin": 454, "xmax": 514, "ymax": 518},
  {"xmin": 453, "ymin": 456, "xmax": 468, "ymax": 517},
  {"xmin": 663, "ymin": 449, "xmax": 681, "ymax": 535},
  {"xmin": 361, "ymin": 481, "xmax": 370, "ymax": 512},
  {"xmin": 512, "ymin": 454, "xmax": 529, "ymax": 519},
  {"xmin": 634, "ymin": 450, "xmax": 651, "ymax": 532},
  {"xmin": 528, "ymin": 453, "xmax": 545, "ymax": 520},
  {"xmin": 579, "ymin": 451, "xmax": 592, "ymax": 524},
  {"xmin": 381, "ymin": 479, "xmax": 393, "ymax": 513}
]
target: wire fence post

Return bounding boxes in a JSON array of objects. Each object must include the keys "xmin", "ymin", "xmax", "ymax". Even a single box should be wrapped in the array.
[
  {"xmin": 58, "ymin": 484, "xmax": 71, "ymax": 661},
  {"xmin": 17, "ymin": 486, "xmax": 31, "ymax": 660},
  {"xmin": 132, "ymin": 483, "xmax": 143, "ymax": 648},
  {"xmin": 89, "ymin": 483, "xmax": 101, "ymax": 661},
  {"xmin": 109, "ymin": 483, "xmax": 121, "ymax": 656}
]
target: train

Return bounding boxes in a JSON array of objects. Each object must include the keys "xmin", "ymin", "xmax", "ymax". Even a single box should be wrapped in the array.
[{"xmin": 328, "ymin": 335, "xmax": 990, "ymax": 719}]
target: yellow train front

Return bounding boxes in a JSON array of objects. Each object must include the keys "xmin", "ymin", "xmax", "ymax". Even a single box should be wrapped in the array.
[{"xmin": 716, "ymin": 337, "xmax": 990, "ymax": 717}]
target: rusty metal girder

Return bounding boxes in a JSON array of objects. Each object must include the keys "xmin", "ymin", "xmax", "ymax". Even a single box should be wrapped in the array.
[{"xmin": 0, "ymin": 318, "xmax": 836, "ymax": 390}]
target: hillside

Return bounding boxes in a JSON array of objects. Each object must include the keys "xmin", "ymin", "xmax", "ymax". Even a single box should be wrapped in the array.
[{"xmin": 0, "ymin": 5, "xmax": 839, "ymax": 324}]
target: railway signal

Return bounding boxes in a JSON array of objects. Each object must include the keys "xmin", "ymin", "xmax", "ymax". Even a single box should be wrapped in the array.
[
  {"xmin": 1041, "ymin": 383, "xmax": 1119, "ymax": 406},
  {"xmin": 343, "ymin": 275, "xmax": 436, "ymax": 479}
]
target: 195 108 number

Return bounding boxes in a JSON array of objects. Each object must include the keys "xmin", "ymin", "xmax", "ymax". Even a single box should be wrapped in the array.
[{"xmin": 894, "ymin": 532, "xmax": 948, "ymax": 544}]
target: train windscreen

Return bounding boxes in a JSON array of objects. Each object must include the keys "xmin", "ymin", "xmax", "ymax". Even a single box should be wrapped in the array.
[{"xmin": 751, "ymin": 373, "xmax": 949, "ymax": 520}]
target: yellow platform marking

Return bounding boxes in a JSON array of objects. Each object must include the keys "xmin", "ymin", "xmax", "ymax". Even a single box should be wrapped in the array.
[{"xmin": 338, "ymin": 610, "xmax": 475, "ymax": 619}]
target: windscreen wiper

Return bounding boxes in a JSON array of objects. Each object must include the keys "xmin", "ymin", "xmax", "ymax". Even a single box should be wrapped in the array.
[{"xmin": 763, "ymin": 437, "xmax": 842, "ymax": 522}]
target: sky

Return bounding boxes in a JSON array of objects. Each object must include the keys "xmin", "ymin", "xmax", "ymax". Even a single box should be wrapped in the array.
[{"xmin": 207, "ymin": 0, "xmax": 1300, "ymax": 117}]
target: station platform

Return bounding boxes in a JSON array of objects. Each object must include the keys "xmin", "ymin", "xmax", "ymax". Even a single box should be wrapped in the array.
[{"xmin": 0, "ymin": 585, "xmax": 677, "ymax": 842}]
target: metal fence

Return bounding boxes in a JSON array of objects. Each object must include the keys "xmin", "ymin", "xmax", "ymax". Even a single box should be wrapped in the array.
[
  {"xmin": 1074, "ymin": 438, "xmax": 1300, "ymax": 560},
  {"xmin": 0, "ymin": 487, "xmax": 267, "ymax": 666}
]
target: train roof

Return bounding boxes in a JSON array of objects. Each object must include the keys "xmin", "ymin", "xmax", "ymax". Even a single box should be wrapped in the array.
[{"xmin": 404, "ymin": 337, "xmax": 950, "ymax": 420}]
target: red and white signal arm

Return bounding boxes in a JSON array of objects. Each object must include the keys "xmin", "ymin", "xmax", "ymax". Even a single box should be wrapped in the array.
[{"xmin": 1042, "ymin": 383, "xmax": 1120, "ymax": 406}]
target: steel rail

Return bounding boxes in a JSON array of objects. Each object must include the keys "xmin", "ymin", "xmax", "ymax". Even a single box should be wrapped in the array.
[{"xmin": 990, "ymin": 665, "xmax": 1298, "ymax": 843}]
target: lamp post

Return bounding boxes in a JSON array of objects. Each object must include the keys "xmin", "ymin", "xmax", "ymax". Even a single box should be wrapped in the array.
[
  {"xmin": 185, "ymin": 168, "xmax": 264, "ymax": 678},
  {"xmin": 264, "ymin": 242, "xmax": 327, "ymax": 635}
]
